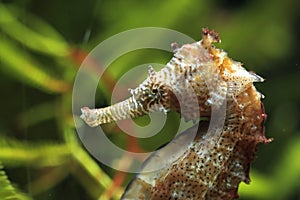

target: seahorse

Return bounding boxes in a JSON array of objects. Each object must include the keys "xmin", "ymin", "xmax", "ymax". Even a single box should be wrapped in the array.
[{"xmin": 80, "ymin": 28, "xmax": 272, "ymax": 199}]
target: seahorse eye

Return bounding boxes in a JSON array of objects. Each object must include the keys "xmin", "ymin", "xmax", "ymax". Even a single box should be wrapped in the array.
[{"xmin": 152, "ymin": 88, "xmax": 158, "ymax": 94}]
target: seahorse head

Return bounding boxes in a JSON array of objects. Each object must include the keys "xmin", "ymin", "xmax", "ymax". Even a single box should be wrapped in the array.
[
  {"xmin": 80, "ymin": 28, "xmax": 263, "ymax": 127},
  {"xmin": 129, "ymin": 65, "xmax": 171, "ymax": 113},
  {"xmin": 80, "ymin": 65, "xmax": 171, "ymax": 127}
]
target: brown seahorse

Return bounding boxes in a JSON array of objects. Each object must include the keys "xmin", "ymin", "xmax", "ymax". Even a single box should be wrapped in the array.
[{"xmin": 80, "ymin": 28, "xmax": 272, "ymax": 199}]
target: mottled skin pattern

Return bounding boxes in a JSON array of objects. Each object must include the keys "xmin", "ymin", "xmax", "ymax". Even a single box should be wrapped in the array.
[{"xmin": 80, "ymin": 28, "xmax": 272, "ymax": 199}]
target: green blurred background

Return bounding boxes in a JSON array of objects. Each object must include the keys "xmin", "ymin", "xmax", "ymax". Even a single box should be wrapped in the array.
[{"xmin": 0, "ymin": 0, "xmax": 299, "ymax": 199}]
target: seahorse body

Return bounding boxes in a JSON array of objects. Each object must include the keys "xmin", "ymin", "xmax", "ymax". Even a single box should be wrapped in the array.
[
  {"xmin": 121, "ymin": 84, "xmax": 270, "ymax": 200},
  {"xmin": 80, "ymin": 28, "xmax": 272, "ymax": 199}
]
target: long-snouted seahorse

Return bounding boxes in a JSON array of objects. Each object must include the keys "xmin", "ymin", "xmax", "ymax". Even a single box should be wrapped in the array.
[{"xmin": 80, "ymin": 28, "xmax": 272, "ymax": 199}]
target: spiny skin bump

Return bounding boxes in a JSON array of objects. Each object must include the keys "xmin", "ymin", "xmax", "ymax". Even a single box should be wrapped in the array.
[{"xmin": 80, "ymin": 28, "xmax": 272, "ymax": 199}]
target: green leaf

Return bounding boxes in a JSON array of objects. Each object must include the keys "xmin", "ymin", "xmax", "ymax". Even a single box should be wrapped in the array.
[
  {"xmin": 0, "ymin": 4, "xmax": 69, "ymax": 57},
  {"xmin": 0, "ymin": 137, "xmax": 71, "ymax": 168},
  {"xmin": 0, "ymin": 37, "xmax": 70, "ymax": 93},
  {"xmin": 0, "ymin": 162, "xmax": 32, "ymax": 200},
  {"xmin": 17, "ymin": 101, "xmax": 57, "ymax": 129}
]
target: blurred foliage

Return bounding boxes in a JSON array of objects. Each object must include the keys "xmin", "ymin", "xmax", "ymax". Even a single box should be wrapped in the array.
[
  {"xmin": 0, "ymin": 0, "xmax": 299, "ymax": 200},
  {"xmin": 0, "ymin": 162, "xmax": 32, "ymax": 200}
]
